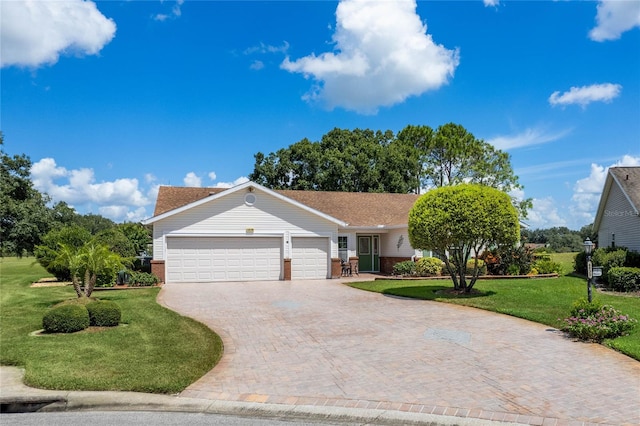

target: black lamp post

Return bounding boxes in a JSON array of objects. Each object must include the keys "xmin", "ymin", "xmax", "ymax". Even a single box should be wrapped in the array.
[{"xmin": 584, "ymin": 238, "xmax": 594, "ymax": 303}]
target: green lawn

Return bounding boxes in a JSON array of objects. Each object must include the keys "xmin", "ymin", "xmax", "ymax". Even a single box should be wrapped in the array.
[
  {"xmin": 349, "ymin": 274, "xmax": 640, "ymax": 361},
  {"xmin": 0, "ymin": 257, "xmax": 223, "ymax": 393},
  {"xmin": 549, "ymin": 252, "xmax": 578, "ymax": 275}
]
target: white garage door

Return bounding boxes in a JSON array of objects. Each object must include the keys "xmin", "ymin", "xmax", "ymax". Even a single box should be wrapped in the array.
[
  {"xmin": 291, "ymin": 237, "xmax": 329, "ymax": 279},
  {"xmin": 166, "ymin": 237, "xmax": 282, "ymax": 282}
]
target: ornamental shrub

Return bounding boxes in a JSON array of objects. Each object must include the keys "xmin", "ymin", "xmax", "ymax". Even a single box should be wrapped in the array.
[
  {"xmin": 129, "ymin": 271, "xmax": 160, "ymax": 286},
  {"xmin": 533, "ymin": 259, "xmax": 562, "ymax": 275},
  {"xmin": 42, "ymin": 304, "xmax": 90, "ymax": 333},
  {"xmin": 86, "ymin": 300, "xmax": 121, "ymax": 327},
  {"xmin": 415, "ymin": 257, "xmax": 443, "ymax": 276},
  {"xmin": 573, "ymin": 251, "xmax": 587, "ymax": 275},
  {"xmin": 593, "ymin": 248, "xmax": 627, "ymax": 283},
  {"xmin": 607, "ymin": 267, "xmax": 640, "ymax": 292},
  {"xmin": 561, "ymin": 299, "xmax": 637, "ymax": 342},
  {"xmin": 392, "ymin": 260, "xmax": 416, "ymax": 276},
  {"xmin": 466, "ymin": 259, "xmax": 487, "ymax": 276}
]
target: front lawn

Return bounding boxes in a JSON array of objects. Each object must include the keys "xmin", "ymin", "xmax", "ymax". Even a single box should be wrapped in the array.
[
  {"xmin": 0, "ymin": 257, "xmax": 223, "ymax": 393},
  {"xmin": 349, "ymin": 275, "xmax": 640, "ymax": 361}
]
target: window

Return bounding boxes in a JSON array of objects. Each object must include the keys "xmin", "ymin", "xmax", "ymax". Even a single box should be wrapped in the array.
[
  {"xmin": 358, "ymin": 237, "xmax": 370, "ymax": 255},
  {"xmin": 338, "ymin": 236, "xmax": 348, "ymax": 262}
]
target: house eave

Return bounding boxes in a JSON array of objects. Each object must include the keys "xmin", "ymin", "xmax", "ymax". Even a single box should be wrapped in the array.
[{"xmin": 142, "ymin": 181, "xmax": 348, "ymax": 228}]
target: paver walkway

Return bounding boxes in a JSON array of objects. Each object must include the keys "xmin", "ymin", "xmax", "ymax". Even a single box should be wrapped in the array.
[{"xmin": 158, "ymin": 279, "xmax": 640, "ymax": 425}]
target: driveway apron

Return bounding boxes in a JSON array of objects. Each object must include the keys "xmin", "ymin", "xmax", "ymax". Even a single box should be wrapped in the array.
[{"xmin": 158, "ymin": 280, "xmax": 640, "ymax": 425}]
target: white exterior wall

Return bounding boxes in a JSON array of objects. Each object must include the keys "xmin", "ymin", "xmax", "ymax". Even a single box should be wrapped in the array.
[
  {"xmin": 597, "ymin": 182, "xmax": 640, "ymax": 252},
  {"xmin": 380, "ymin": 228, "xmax": 419, "ymax": 258},
  {"xmin": 152, "ymin": 188, "xmax": 339, "ymax": 260}
]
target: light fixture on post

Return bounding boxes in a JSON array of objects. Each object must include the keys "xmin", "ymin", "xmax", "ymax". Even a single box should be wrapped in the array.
[{"xmin": 584, "ymin": 238, "xmax": 594, "ymax": 303}]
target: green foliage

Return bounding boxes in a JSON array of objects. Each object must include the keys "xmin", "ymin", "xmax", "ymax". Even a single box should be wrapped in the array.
[
  {"xmin": 42, "ymin": 304, "xmax": 90, "ymax": 333},
  {"xmin": 86, "ymin": 300, "xmax": 121, "ymax": 327},
  {"xmin": 415, "ymin": 257, "xmax": 443, "ymax": 276},
  {"xmin": 2, "ymin": 257, "xmax": 223, "ymax": 393},
  {"xmin": 118, "ymin": 223, "xmax": 152, "ymax": 257},
  {"xmin": 607, "ymin": 267, "xmax": 640, "ymax": 292},
  {"xmin": 128, "ymin": 271, "xmax": 159, "ymax": 286},
  {"xmin": 249, "ymin": 123, "xmax": 528, "ymax": 212},
  {"xmin": 392, "ymin": 260, "xmax": 417, "ymax": 276},
  {"xmin": 467, "ymin": 259, "xmax": 487, "ymax": 276},
  {"xmin": 574, "ymin": 251, "xmax": 587, "ymax": 275},
  {"xmin": 561, "ymin": 300, "xmax": 637, "ymax": 342},
  {"xmin": 0, "ymin": 134, "xmax": 53, "ymax": 256},
  {"xmin": 482, "ymin": 245, "xmax": 534, "ymax": 276},
  {"xmin": 94, "ymin": 227, "xmax": 137, "ymax": 258},
  {"xmin": 35, "ymin": 226, "xmax": 92, "ymax": 281},
  {"xmin": 521, "ymin": 226, "xmax": 587, "ymax": 252},
  {"xmin": 409, "ymin": 184, "xmax": 519, "ymax": 292},
  {"xmin": 533, "ymin": 259, "xmax": 563, "ymax": 275}
]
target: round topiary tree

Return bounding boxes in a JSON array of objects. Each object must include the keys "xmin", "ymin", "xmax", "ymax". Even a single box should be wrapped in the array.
[
  {"xmin": 42, "ymin": 304, "xmax": 90, "ymax": 333},
  {"xmin": 86, "ymin": 300, "xmax": 121, "ymax": 327},
  {"xmin": 409, "ymin": 184, "xmax": 519, "ymax": 293}
]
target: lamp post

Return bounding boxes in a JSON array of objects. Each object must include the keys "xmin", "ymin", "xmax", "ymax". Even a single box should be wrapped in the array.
[{"xmin": 584, "ymin": 238, "xmax": 594, "ymax": 303}]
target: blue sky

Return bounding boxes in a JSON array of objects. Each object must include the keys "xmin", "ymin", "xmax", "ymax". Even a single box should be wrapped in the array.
[{"xmin": 2, "ymin": 0, "xmax": 639, "ymax": 229}]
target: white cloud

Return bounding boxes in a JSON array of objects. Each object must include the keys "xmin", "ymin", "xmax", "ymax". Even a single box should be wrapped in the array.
[
  {"xmin": 589, "ymin": 0, "xmax": 640, "ymax": 41},
  {"xmin": 525, "ymin": 197, "xmax": 567, "ymax": 229},
  {"xmin": 183, "ymin": 172, "xmax": 202, "ymax": 187},
  {"xmin": 144, "ymin": 173, "xmax": 157, "ymax": 184},
  {"xmin": 213, "ymin": 177, "xmax": 250, "ymax": 188},
  {"xmin": 244, "ymin": 41, "xmax": 290, "ymax": 55},
  {"xmin": 486, "ymin": 127, "xmax": 572, "ymax": 150},
  {"xmin": 154, "ymin": 0, "xmax": 184, "ymax": 22},
  {"xmin": 1, "ymin": 0, "xmax": 116, "ymax": 68},
  {"xmin": 281, "ymin": 0, "xmax": 459, "ymax": 114},
  {"xmin": 30, "ymin": 158, "xmax": 152, "ymax": 222},
  {"xmin": 250, "ymin": 60, "xmax": 265, "ymax": 71},
  {"xmin": 208, "ymin": 172, "xmax": 217, "ymax": 181},
  {"xmin": 483, "ymin": 0, "xmax": 500, "ymax": 7},
  {"xmin": 549, "ymin": 83, "xmax": 622, "ymax": 108},
  {"xmin": 570, "ymin": 155, "xmax": 640, "ymax": 225}
]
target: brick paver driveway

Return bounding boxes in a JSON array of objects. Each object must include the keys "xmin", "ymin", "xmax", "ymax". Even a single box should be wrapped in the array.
[{"xmin": 158, "ymin": 279, "xmax": 640, "ymax": 425}]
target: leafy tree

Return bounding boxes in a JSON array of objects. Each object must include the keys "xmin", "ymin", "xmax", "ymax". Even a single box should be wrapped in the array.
[
  {"xmin": 75, "ymin": 213, "xmax": 115, "ymax": 235},
  {"xmin": 408, "ymin": 184, "xmax": 520, "ymax": 292},
  {"xmin": 0, "ymin": 134, "xmax": 52, "ymax": 256},
  {"xmin": 78, "ymin": 242, "xmax": 128, "ymax": 297},
  {"xmin": 422, "ymin": 123, "xmax": 531, "ymax": 217},
  {"xmin": 118, "ymin": 222, "xmax": 152, "ymax": 255},
  {"xmin": 250, "ymin": 128, "xmax": 415, "ymax": 193},
  {"xmin": 35, "ymin": 226, "xmax": 92, "ymax": 281},
  {"xmin": 94, "ymin": 227, "xmax": 136, "ymax": 258}
]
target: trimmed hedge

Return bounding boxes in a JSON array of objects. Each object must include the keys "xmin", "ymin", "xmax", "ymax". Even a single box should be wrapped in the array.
[
  {"xmin": 392, "ymin": 260, "xmax": 416, "ymax": 276},
  {"xmin": 607, "ymin": 267, "xmax": 640, "ymax": 292},
  {"xmin": 86, "ymin": 300, "xmax": 121, "ymax": 327},
  {"xmin": 533, "ymin": 259, "xmax": 562, "ymax": 275},
  {"xmin": 128, "ymin": 271, "xmax": 159, "ymax": 286},
  {"xmin": 42, "ymin": 304, "xmax": 90, "ymax": 333},
  {"xmin": 416, "ymin": 257, "xmax": 443, "ymax": 276}
]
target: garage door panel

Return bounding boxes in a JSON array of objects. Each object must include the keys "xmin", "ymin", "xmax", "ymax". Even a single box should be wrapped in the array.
[
  {"xmin": 291, "ymin": 237, "xmax": 329, "ymax": 280},
  {"xmin": 167, "ymin": 237, "xmax": 281, "ymax": 282}
]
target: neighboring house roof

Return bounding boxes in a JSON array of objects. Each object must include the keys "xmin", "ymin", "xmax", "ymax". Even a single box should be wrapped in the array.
[
  {"xmin": 594, "ymin": 166, "xmax": 640, "ymax": 231},
  {"xmin": 150, "ymin": 183, "xmax": 419, "ymax": 228}
]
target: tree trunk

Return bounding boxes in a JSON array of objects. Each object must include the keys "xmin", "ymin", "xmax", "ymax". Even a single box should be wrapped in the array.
[
  {"xmin": 72, "ymin": 275, "xmax": 82, "ymax": 298},
  {"xmin": 86, "ymin": 273, "xmax": 97, "ymax": 298}
]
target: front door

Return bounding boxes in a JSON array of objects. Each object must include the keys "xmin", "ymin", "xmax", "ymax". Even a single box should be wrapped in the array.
[{"xmin": 357, "ymin": 235, "xmax": 380, "ymax": 272}]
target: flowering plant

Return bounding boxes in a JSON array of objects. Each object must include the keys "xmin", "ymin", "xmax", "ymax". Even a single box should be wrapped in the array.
[{"xmin": 560, "ymin": 299, "xmax": 637, "ymax": 342}]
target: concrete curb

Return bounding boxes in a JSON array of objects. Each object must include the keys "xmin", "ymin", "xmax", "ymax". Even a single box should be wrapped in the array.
[{"xmin": 1, "ymin": 367, "xmax": 520, "ymax": 425}]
